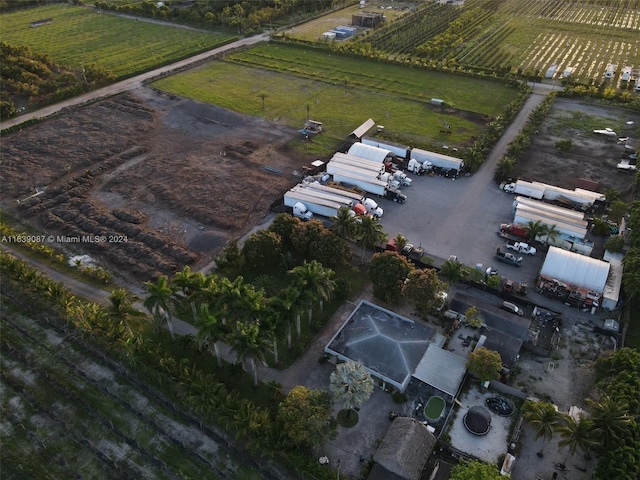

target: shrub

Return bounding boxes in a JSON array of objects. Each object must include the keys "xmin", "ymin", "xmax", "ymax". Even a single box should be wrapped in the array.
[{"xmin": 392, "ymin": 391, "xmax": 408, "ymax": 404}]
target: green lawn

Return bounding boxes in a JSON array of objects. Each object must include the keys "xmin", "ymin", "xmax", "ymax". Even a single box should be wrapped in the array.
[
  {"xmin": 153, "ymin": 43, "xmax": 519, "ymax": 147},
  {"xmin": 1, "ymin": 4, "xmax": 235, "ymax": 77}
]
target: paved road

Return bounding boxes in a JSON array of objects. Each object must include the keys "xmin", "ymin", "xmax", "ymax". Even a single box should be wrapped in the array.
[{"xmin": 0, "ymin": 33, "xmax": 269, "ymax": 131}]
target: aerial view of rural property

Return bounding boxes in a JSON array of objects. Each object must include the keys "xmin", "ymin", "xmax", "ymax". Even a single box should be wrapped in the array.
[{"xmin": 2, "ymin": 0, "xmax": 640, "ymax": 479}]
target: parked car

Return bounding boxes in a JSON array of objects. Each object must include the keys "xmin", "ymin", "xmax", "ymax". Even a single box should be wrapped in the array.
[
  {"xmin": 501, "ymin": 301, "xmax": 524, "ymax": 316},
  {"xmin": 503, "ymin": 280, "xmax": 514, "ymax": 294}
]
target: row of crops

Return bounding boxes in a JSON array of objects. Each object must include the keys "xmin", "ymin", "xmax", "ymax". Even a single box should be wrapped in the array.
[
  {"xmin": 344, "ymin": 0, "xmax": 640, "ymax": 84},
  {"xmin": 0, "ymin": 307, "xmax": 241, "ymax": 479},
  {"xmin": 0, "ymin": 4, "xmax": 235, "ymax": 77}
]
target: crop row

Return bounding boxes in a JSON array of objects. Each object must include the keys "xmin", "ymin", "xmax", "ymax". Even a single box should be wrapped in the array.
[
  {"xmin": 364, "ymin": 3, "xmax": 458, "ymax": 54},
  {"xmin": 1, "ymin": 313, "xmax": 228, "ymax": 479},
  {"xmin": 1, "ymin": 4, "xmax": 233, "ymax": 77}
]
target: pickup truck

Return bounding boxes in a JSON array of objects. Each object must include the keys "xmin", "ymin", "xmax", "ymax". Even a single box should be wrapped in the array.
[
  {"xmin": 505, "ymin": 240, "xmax": 536, "ymax": 255},
  {"xmin": 495, "ymin": 249, "xmax": 523, "ymax": 267},
  {"xmin": 500, "ymin": 223, "xmax": 529, "ymax": 239}
]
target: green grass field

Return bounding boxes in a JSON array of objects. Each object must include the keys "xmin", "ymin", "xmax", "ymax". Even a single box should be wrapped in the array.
[
  {"xmin": 0, "ymin": 4, "xmax": 235, "ymax": 77},
  {"xmin": 152, "ymin": 43, "xmax": 519, "ymax": 147}
]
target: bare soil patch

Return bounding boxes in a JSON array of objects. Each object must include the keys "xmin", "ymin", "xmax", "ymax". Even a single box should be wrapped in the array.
[
  {"xmin": 1, "ymin": 88, "xmax": 312, "ymax": 281},
  {"xmin": 513, "ymin": 98, "xmax": 640, "ymax": 197}
]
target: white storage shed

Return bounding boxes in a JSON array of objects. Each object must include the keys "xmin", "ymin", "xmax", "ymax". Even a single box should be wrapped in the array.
[
  {"xmin": 348, "ymin": 142, "xmax": 393, "ymax": 162},
  {"xmin": 540, "ymin": 247, "xmax": 610, "ymax": 294}
]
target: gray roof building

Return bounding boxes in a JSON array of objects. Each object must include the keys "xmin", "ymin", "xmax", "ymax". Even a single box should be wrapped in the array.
[
  {"xmin": 412, "ymin": 344, "xmax": 468, "ymax": 396},
  {"xmin": 325, "ymin": 300, "xmax": 435, "ymax": 391}
]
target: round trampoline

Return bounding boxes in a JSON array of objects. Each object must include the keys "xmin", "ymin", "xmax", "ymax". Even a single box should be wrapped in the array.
[
  {"xmin": 423, "ymin": 395, "xmax": 446, "ymax": 422},
  {"xmin": 485, "ymin": 397, "xmax": 514, "ymax": 417},
  {"xmin": 464, "ymin": 406, "xmax": 492, "ymax": 436}
]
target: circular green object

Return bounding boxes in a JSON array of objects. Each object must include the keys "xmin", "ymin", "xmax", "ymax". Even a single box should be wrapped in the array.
[{"xmin": 337, "ymin": 409, "xmax": 359, "ymax": 428}]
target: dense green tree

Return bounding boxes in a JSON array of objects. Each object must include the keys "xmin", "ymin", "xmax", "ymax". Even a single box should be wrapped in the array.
[
  {"xmin": 368, "ymin": 252, "xmax": 414, "ymax": 303},
  {"xmin": 277, "ymin": 386, "xmax": 335, "ymax": 449},
  {"xmin": 466, "ymin": 347, "xmax": 502, "ymax": 381},
  {"xmin": 604, "ymin": 234, "xmax": 625, "ymax": 253},
  {"xmin": 242, "ymin": 229, "xmax": 282, "ymax": 269},
  {"xmin": 401, "ymin": 268, "xmax": 446, "ymax": 318},
  {"xmin": 329, "ymin": 361, "xmax": 374, "ymax": 421},
  {"xmin": 268, "ymin": 213, "xmax": 300, "ymax": 248},
  {"xmin": 622, "ymin": 248, "xmax": 640, "ymax": 300},
  {"xmin": 450, "ymin": 460, "xmax": 502, "ymax": 480}
]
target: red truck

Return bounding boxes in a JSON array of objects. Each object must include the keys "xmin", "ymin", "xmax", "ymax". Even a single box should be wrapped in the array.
[{"xmin": 500, "ymin": 223, "xmax": 529, "ymax": 239}]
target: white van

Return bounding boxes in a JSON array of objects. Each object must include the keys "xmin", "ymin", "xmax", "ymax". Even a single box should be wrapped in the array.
[{"xmin": 501, "ymin": 301, "xmax": 524, "ymax": 316}]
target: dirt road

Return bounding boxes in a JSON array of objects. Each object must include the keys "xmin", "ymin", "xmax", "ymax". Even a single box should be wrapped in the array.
[{"xmin": 0, "ymin": 33, "xmax": 269, "ymax": 131}]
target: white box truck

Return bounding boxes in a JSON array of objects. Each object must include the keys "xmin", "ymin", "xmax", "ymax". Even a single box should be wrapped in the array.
[
  {"xmin": 502, "ymin": 180, "xmax": 545, "ymax": 199},
  {"xmin": 284, "ymin": 190, "xmax": 352, "ymax": 220},
  {"xmin": 410, "ymin": 148, "xmax": 464, "ymax": 174},
  {"xmin": 330, "ymin": 171, "xmax": 390, "ymax": 197}
]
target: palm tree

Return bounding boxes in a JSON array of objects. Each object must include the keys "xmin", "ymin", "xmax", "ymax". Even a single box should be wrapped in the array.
[
  {"xmin": 270, "ymin": 287, "xmax": 300, "ymax": 348},
  {"xmin": 289, "ymin": 261, "xmax": 336, "ymax": 323},
  {"xmin": 440, "ymin": 258, "xmax": 464, "ymax": 296},
  {"xmin": 586, "ymin": 396, "xmax": 633, "ymax": 447},
  {"xmin": 144, "ymin": 275, "xmax": 176, "ymax": 340},
  {"xmin": 330, "ymin": 206, "xmax": 358, "ymax": 240},
  {"xmin": 556, "ymin": 414, "xmax": 598, "ymax": 464},
  {"xmin": 543, "ymin": 224, "xmax": 561, "ymax": 245},
  {"xmin": 228, "ymin": 321, "xmax": 271, "ymax": 387},
  {"xmin": 105, "ymin": 288, "xmax": 141, "ymax": 337},
  {"xmin": 525, "ymin": 220, "xmax": 547, "ymax": 243},
  {"xmin": 264, "ymin": 298, "xmax": 290, "ymax": 365},
  {"xmin": 392, "ymin": 232, "xmax": 408, "ymax": 251},
  {"xmin": 329, "ymin": 361, "xmax": 374, "ymax": 421},
  {"xmin": 195, "ymin": 304, "xmax": 228, "ymax": 367},
  {"xmin": 522, "ymin": 401, "xmax": 561, "ymax": 455},
  {"xmin": 356, "ymin": 216, "xmax": 387, "ymax": 263}
]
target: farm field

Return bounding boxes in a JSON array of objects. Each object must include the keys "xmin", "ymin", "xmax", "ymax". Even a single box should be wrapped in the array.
[
  {"xmin": 153, "ymin": 43, "xmax": 519, "ymax": 148},
  {"xmin": 0, "ymin": 4, "xmax": 235, "ymax": 77},
  {"xmin": 343, "ymin": 0, "xmax": 640, "ymax": 86},
  {"xmin": 0, "ymin": 89, "xmax": 308, "ymax": 281},
  {"xmin": 0, "ymin": 303, "xmax": 266, "ymax": 479}
]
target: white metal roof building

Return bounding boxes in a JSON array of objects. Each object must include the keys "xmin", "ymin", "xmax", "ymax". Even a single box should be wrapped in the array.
[
  {"xmin": 540, "ymin": 247, "xmax": 610, "ymax": 294},
  {"xmin": 411, "ymin": 344, "xmax": 467, "ymax": 396},
  {"xmin": 602, "ymin": 251, "xmax": 623, "ymax": 311},
  {"xmin": 348, "ymin": 142, "xmax": 393, "ymax": 162}
]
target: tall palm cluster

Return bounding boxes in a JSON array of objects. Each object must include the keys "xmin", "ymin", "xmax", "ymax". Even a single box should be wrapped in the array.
[
  {"xmin": 522, "ymin": 348, "xmax": 640, "ymax": 477},
  {"xmin": 144, "ymin": 261, "xmax": 336, "ymax": 386},
  {"xmin": 330, "ymin": 205, "xmax": 387, "ymax": 262}
]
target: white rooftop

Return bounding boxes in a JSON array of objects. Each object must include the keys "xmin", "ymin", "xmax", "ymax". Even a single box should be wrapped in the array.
[
  {"xmin": 412, "ymin": 344, "xmax": 467, "ymax": 396},
  {"xmin": 540, "ymin": 247, "xmax": 610, "ymax": 293}
]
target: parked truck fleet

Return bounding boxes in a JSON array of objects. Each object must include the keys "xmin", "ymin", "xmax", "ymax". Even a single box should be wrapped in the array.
[{"xmin": 502, "ymin": 179, "xmax": 605, "ymax": 212}]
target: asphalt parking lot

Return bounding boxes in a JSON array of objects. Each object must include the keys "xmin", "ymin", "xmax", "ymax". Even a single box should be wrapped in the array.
[{"xmin": 379, "ymin": 171, "xmax": 544, "ymax": 289}]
